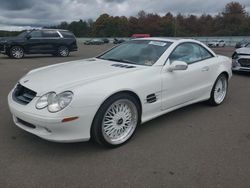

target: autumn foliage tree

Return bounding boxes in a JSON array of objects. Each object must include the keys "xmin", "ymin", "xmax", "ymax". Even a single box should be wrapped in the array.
[{"xmin": 31, "ymin": 2, "xmax": 250, "ymax": 37}]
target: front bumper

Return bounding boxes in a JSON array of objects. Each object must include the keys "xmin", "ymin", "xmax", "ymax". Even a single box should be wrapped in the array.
[
  {"xmin": 8, "ymin": 91, "xmax": 97, "ymax": 143},
  {"xmin": 0, "ymin": 44, "xmax": 7, "ymax": 54},
  {"xmin": 232, "ymin": 59, "xmax": 250, "ymax": 72}
]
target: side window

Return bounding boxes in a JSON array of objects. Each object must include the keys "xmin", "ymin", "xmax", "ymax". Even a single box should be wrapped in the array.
[
  {"xmin": 169, "ymin": 43, "xmax": 202, "ymax": 64},
  {"xmin": 29, "ymin": 31, "xmax": 42, "ymax": 38},
  {"xmin": 199, "ymin": 46, "xmax": 213, "ymax": 59},
  {"xmin": 42, "ymin": 31, "xmax": 60, "ymax": 38},
  {"xmin": 60, "ymin": 31, "xmax": 75, "ymax": 38}
]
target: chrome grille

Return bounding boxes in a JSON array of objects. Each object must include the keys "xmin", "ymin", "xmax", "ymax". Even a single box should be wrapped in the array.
[
  {"xmin": 12, "ymin": 84, "xmax": 37, "ymax": 105},
  {"xmin": 238, "ymin": 58, "xmax": 250, "ymax": 68}
]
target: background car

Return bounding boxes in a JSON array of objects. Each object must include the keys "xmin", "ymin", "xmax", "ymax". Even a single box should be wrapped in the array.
[
  {"xmin": 84, "ymin": 38, "xmax": 105, "ymax": 45},
  {"xmin": 207, "ymin": 40, "xmax": 226, "ymax": 47},
  {"xmin": 232, "ymin": 42, "xmax": 250, "ymax": 72},
  {"xmin": 0, "ymin": 29, "xmax": 77, "ymax": 59},
  {"xmin": 102, "ymin": 38, "xmax": 110, "ymax": 43},
  {"xmin": 235, "ymin": 40, "xmax": 250, "ymax": 49},
  {"xmin": 113, "ymin": 38, "xmax": 125, "ymax": 44},
  {"xmin": 8, "ymin": 38, "xmax": 232, "ymax": 147}
]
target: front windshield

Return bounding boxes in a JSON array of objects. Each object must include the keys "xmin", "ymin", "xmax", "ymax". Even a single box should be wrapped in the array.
[
  {"xmin": 98, "ymin": 40, "xmax": 172, "ymax": 66},
  {"xmin": 17, "ymin": 31, "xmax": 30, "ymax": 38}
]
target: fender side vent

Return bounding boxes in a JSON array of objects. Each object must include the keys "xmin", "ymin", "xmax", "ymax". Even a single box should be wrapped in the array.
[
  {"xmin": 111, "ymin": 64, "xmax": 136, "ymax": 68},
  {"xmin": 146, "ymin": 94, "xmax": 157, "ymax": 103}
]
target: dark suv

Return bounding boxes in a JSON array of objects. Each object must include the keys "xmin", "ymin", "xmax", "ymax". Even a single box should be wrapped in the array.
[{"xmin": 0, "ymin": 29, "xmax": 77, "ymax": 59}]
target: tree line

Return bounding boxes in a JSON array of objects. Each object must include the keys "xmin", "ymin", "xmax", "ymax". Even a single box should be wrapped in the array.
[
  {"xmin": 0, "ymin": 2, "xmax": 249, "ymax": 37},
  {"xmin": 0, "ymin": 30, "xmax": 21, "ymax": 37},
  {"xmin": 48, "ymin": 2, "xmax": 250, "ymax": 37}
]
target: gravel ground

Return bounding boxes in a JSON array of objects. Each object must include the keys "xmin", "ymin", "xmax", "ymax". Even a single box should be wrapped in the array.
[{"xmin": 0, "ymin": 44, "xmax": 249, "ymax": 188}]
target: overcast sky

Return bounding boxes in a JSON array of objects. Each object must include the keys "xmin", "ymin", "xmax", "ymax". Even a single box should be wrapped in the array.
[{"xmin": 0, "ymin": 0, "xmax": 250, "ymax": 31}]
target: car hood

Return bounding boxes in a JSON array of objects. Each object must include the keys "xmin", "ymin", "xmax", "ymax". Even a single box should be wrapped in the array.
[
  {"xmin": 236, "ymin": 47, "xmax": 250, "ymax": 55},
  {"xmin": 19, "ymin": 58, "xmax": 143, "ymax": 95}
]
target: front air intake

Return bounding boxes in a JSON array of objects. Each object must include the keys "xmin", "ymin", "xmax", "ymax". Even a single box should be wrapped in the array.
[
  {"xmin": 12, "ymin": 84, "xmax": 37, "ymax": 105},
  {"xmin": 111, "ymin": 64, "xmax": 136, "ymax": 68}
]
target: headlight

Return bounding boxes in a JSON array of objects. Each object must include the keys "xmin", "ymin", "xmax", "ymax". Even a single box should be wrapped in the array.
[
  {"xmin": 36, "ymin": 91, "xmax": 73, "ymax": 113},
  {"xmin": 232, "ymin": 52, "xmax": 238, "ymax": 59},
  {"xmin": 36, "ymin": 92, "xmax": 52, "ymax": 109}
]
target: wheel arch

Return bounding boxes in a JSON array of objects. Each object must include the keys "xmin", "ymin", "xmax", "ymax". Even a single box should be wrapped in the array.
[
  {"xmin": 8, "ymin": 44, "xmax": 25, "ymax": 52},
  {"xmin": 114, "ymin": 90, "xmax": 142, "ymax": 115},
  {"xmin": 211, "ymin": 71, "xmax": 230, "ymax": 89},
  {"xmin": 220, "ymin": 71, "xmax": 229, "ymax": 80},
  {"xmin": 98, "ymin": 90, "xmax": 142, "ymax": 120}
]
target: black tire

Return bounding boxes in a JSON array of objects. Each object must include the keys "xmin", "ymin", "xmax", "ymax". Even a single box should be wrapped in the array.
[
  {"xmin": 9, "ymin": 46, "xmax": 24, "ymax": 59},
  {"xmin": 91, "ymin": 93, "xmax": 141, "ymax": 148},
  {"xmin": 208, "ymin": 74, "xmax": 228, "ymax": 106},
  {"xmin": 57, "ymin": 46, "xmax": 69, "ymax": 57}
]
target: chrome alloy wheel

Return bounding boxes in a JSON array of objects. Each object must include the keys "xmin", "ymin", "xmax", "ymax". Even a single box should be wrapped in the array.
[
  {"xmin": 58, "ymin": 46, "xmax": 69, "ymax": 57},
  {"xmin": 214, "ymin": 76, "xmax": 227, "ymax": 104},
  {"xmin": 11, "ymin": 46, "xmax": 24, "ymax": 59},
  {"xmin": 102, "ymin": 99, "xmax": 138, "ymax": 145}
]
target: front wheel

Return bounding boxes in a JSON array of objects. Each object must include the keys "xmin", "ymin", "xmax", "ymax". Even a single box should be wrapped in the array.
[
  {"xmin": 91, "ymin": 93, "xmax": 140, "ymax": 147},
  {"xmin": 10, "ymin": 46, "xmax": 24, "ymax": 59},
  {"xmin": 208, "ymin": 74, "xmax": 228, "ymax": 106}
]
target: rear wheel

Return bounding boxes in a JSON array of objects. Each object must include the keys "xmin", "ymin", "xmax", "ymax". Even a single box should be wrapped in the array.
[
  {"xmin": 91, "ymin": 93, "xmax": 140, "ymax": 147},
  {"xmin": 208, "ymin": 74, "xmax": 228, "ymax": 106},
  {"xmin": 57, "ymin": 46, "xmax": 69, "ymax": 57},
  {"xmin": 10, "ymin": 46, "xmax": 24, "ymax": 59}
]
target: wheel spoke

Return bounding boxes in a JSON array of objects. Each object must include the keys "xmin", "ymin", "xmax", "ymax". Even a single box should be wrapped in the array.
[{"xmin": 102, "ymin": 99, "xmax": 138, "ymax": 145}]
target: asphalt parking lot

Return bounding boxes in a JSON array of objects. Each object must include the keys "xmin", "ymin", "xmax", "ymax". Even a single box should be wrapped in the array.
[{"xmin": 0, "ymin": 44, "xmax": 250, "ymax": 188}]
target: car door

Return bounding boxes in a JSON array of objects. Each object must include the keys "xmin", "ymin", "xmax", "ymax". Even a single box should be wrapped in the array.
[
  {"xmin": 26, "ymin": 30, "xmax": 43, "ymax": 53},
  {"xmin": 161, "ymin": 42, "xmax": 215, "ymax": 110},
  {"xmin": 41, "ymin": 30, "xmax": 61, "ymax": 53}
]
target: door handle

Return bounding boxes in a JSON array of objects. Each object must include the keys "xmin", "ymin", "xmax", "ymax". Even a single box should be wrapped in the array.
[{"xmin": 201, "ymin": 66, "xmax": 209, "ymax": 72}]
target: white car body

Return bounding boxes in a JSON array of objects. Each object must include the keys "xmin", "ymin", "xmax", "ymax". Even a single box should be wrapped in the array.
[
  {"xmin": 208, "ymin": 40, "xmax": 226, "ymax": 47},
  {"xmin": 8, "ymin": 38, "xmax": 232, "ymax": 143},
  {"xmin": 232, "ymin": 47, "xmax": 250, "ymax": 72}
]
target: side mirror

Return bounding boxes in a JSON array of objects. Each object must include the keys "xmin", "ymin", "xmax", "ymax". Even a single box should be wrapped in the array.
[
  {"xmin": 26, "ymin": 35, "xmax": 31, "ymax": 40},
  {"xmin": 168, "ymin": 60, "xmax": 188, "ymax": 72}
]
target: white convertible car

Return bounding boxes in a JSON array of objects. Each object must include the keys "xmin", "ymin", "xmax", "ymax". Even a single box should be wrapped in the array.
[{"xmin": 8, "ymin": 38, "xmax": 232, "ymax": 147}]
